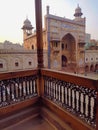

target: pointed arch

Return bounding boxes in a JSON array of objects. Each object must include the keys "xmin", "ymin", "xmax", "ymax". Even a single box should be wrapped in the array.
[
  {"xmin": 61, "ymin": 33, "xmax": 76, "ymax": 63},
  {"xmin": 62, "ymin": 55, "xmax": 67, "ymax": 67},
  {"xmin": 62, "ymin": 33, "xmax": 76, "ymax": 51}
]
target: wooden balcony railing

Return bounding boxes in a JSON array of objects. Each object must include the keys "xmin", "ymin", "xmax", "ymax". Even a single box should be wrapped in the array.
[
  {"xmin": 0, "ymin": 70, "xmax": 38, "ymax": 108},
  {"xmin": 0, "ymin": 68, "xmax": 98, "ymax": 130},
  {"xmin": 41, "ymin": 69, "xmax": 98, "ymax": 130}
]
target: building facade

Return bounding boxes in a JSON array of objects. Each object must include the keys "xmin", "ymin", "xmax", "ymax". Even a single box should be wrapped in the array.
[
  {"xmin": 0, "ymin": 42, "xmax": 47, "ymax": 73},
  {"xmin": 22, "ymin": 5, "xmax": 98, "ymax": 74}
]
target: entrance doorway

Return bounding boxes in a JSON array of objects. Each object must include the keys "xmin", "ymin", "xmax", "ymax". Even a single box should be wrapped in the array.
[{"xmin": 62, "ymin": 55, "xmax": 67, "ymax": 67}]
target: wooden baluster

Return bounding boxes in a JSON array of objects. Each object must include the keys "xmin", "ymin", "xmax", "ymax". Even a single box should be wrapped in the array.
[
  {"xmin": 88, "ymin": 94, "xmax": 91, "ymax": 122},
  {"xmin": 67, "ymin": 84, "xmax": 69, "ymax": 107},
  {"xmin": 95, "ymin": 92, "xmax": 98, "ymax": 130},
  {"xmin": 90, "ymin": 96, "xmax": 95, "ymax": 124},
  {"xmin": 33, "ymin": 79, "xmax": 36, "ymax": 94},
  {"xmin": 45, "ymin": 78, "xmax": 47, "ymax": 97},
  {"xmin": 56, "ymin": 81, "xmax": 58, "ymax": 101},
  {"xmin": 49, "ymin": 78, "xmax": 51, "ymax": 99},
  {"xmin": 51, "ymin": 79, "xmax": 54, "ymax": 100},
  {"xmin": 35, "ymin": 77, "xmax": 38, "ymax": 95},
  {"xmin": 76, "ymin": 90, "xmax": 79, "ymax": 112},
  {"xmin": 54, "ymin": 80, "xmax": 56, "ymax": 100},
  {"xmin": 0, "ymin": 85, "xmax": 2, "ymax": 105},
  {"xmin": 6, "ymin": 85, "xmax": 10, "ymax": 103},
  {"xmin": 52, "ymin": 79, "xmax": 54, "ymax": 100},
  {"xmin": 74, "ymin": 88, "xmax": 77, "ymax": 111},
  {"xmin": 2, "ymin": 85, "xmax": 6, "ymax": 103},
  {"xmin": 92, "ymin": 93, "xmax": 96, "ymax": 125},
  {"xmin": 65, "ymin": 85, "xmax": 67, "ymax": 106},
  {"xmin": 44, "ymin": 77, "xmax": 46, "ymax": 96},
  {"xmin": 15, "ymin": 83, "xmax": 19, "ymax": 100},
  {"xmin": 61, "ymin": 83, "xmax": 64, "ymax": 104},
  {"xmin": 58, "ymin": 82, "xmax": 61, "ymax": 102},
  {"xmin": 60, "ymin": 82, "xmax": 62, "ymax": 104},
  {"xmin": 70, "ymin": 86, "xmax": 73, "ymax": 109},
  {"xmin": 83, "ymin": 92, "xmax": 86, "ymax": 118},
  {"xmin": 71, "ymin": 87, "xmax": 74, "ymax": 110},
  {"xmin": 23, "ymin": 79, "xmax": 26, "ymax": 98},
  {"xmin": 47, "ymin": 78, "xmax": 49, "ymax": 97},
  {"xmin": 19, "ymin": 82, "xmax": 22, "ymax": 99},
  {"xmin": 57, "ymin": 81, "xmax": 59, "ymax": 102},
  {"xmin": 68, "ymin": 87, "xmax": 71, "ymax": 108},
  {"xmin": 30, "ymin": 79, "xmax": 33, "ymax": 95},
  {"xmin": 27, "ymin": 80, "xmax": 30, "ymax": 96},
  {"xmin": 50, "ymin": 79, "xmax": 51, "ymax": 98},
  {"xmin": 63, "ymin": 83, "xmax": 66, "ymax": 106}
]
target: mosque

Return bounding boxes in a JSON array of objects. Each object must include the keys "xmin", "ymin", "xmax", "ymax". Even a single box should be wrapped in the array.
[
  {"xmin": 22, "ymin": 5, "xmax": 86, "ymax": 73},
  {"xmin": 22, "ymin": 5, "xmax": 98, "ymax": 74}
]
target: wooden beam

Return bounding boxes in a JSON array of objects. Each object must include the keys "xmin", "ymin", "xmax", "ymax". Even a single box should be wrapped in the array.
[{"xmin": 35, "ymin": 0, "xmax": 44, "ymax": 68}]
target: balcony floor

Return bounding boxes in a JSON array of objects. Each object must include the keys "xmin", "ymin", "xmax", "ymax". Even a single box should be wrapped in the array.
[{"xmin": 3, "ymin": 116, "xmax": 55, "ymax": 130}]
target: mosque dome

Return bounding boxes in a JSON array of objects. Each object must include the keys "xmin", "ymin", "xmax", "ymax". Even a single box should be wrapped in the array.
[
  {"xmin": 74, "ymin": 4, "xmax": 83, "ymax": 17},
  {"xmin": 22, "ymin": 18, "xmax": 33, "ymax": 30}
]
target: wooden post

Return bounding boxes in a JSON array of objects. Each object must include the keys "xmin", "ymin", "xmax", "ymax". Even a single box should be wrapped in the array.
[
  {"xmin": 35, "ymin": 0, "xmax": 44, "ymax": 98},
  {"xmin": 35, "ymin": 0, "xmax": 44, "ymax": 68}
]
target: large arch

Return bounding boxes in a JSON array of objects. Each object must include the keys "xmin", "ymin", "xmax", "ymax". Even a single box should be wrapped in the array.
[
  {"xmin": 62, "ymin": 33, "xmax": 76, "ymax": 50},
  {"xmin": 61, "ymin": 33, "xmax": 76, "ymax": 66}
]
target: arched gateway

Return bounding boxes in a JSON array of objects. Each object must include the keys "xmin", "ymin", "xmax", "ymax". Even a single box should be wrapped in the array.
[{"xmin": 61, "ymin": 33, "xmax": 76, "ymax": 70}]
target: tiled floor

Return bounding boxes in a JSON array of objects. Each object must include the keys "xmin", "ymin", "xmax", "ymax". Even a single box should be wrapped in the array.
[{"xmin": 4, "ymin": 116, "xmax": 55, "ymax": 130}]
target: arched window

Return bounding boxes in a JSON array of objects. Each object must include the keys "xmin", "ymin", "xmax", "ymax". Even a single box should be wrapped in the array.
[
  {"xmin": 29, "ymin": 61, "xmax": 32, "ymax": 66},
  {"xmin": 62, "ymin": 43, "xmax": 64, "ymax": 50},
  {"xmin": 32, "ymin": 45, "xmax": 34, "ymax": 50},
  {"xmin": 15, "ymin": 62, "xmax": 19, "ymax": 67},
  {"xmin": 0, "ymin": 63, "xmax": 3, "ymax": 68}
]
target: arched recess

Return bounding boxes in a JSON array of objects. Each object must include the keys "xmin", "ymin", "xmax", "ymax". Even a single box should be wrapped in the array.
[
  {"xmin": 61, "ymin": 33, "xmax": 76, "ymax": 63},
  {"xmin": 85, "ymin": 65, "xmax": 89, "ymax": 72},
  {"xmin": 0, "ymin": 59, "xmax": 7, "ymax": 71},
  {"xmin": 32, "ymin": 45, "xmax": 34, "ymax": 50},
  {"xmin": 95, "ymin": 64, "xmax": 98, "ymax": 71},
  {"xmin": 62, "ymin": 55, "xmax": 67, "ymax": 67},
  {"xmin": 90, "ymin": 64, "xmax": 94, "ymax": 72},
  {"xmin": 13, "ymin": 57, "xmax": 22, "ymax": 70}
]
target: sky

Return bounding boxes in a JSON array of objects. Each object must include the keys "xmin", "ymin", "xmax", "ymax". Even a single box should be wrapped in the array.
[{"xmin": 0, "ymin": 0, "xmax": 98, "ymax": 44}]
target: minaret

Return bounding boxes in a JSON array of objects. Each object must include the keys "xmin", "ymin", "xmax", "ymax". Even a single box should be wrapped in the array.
[
  {"xmin": 21, "ymin": 17, "xmax": 33, "ymax": 40},
  {"xmin": 46, "ymin": 5, "xmax": 50, "ymax": 15},
  {"xmin": 74, "ymin": 4, "xmax": 84, "ymax": 23},
  {"xmin": 74, "ymin": 4, "xmax": 83, "ymax": 18}
]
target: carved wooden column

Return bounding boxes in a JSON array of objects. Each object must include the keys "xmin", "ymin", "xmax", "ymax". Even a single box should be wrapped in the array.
[{"xmin": 35, "ymin": 0, "xmax": 44, "ymax": 68}]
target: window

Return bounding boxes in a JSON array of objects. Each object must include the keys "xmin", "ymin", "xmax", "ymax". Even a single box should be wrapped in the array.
[
  {"xmin": 91, "ymin": 58, "xmax": 93, "ymax": 61},
  {"xmin": 55, "ymin": 42, "xmax": 58, "ymax": 47},
  {"xmin": 62, "ymin": 43, "xmax": 64, "ymax": 50},
  {"xmin": 15, "ymin": 62, "xmax": 19, "ymax": 67},
  {"xmin": 29, "ymin": 61, "xmax": 32, "ymax": 66},
  {"xmin": 53, "ymin": 42, "xmax": 58, "ymax": 47},
  {"xmin": 0, "ymin": 63, "xmax": 3, "ymax": 68},
  {"xmin": 65, "ymin": 44, "xmax": 67, "ymax": 49},
  {"xmin": 32, "ymin": 45, "xmax": 34, "ymax": 50}
]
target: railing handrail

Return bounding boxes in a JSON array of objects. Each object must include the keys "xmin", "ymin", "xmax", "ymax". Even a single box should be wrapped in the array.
[
  {"xmin": 41, "ymin": 68, "xmax": 98, "ymax": 90},
  {"xmin": 0, "ymin": 69, "xmax": 38, "ymax": 80}
]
